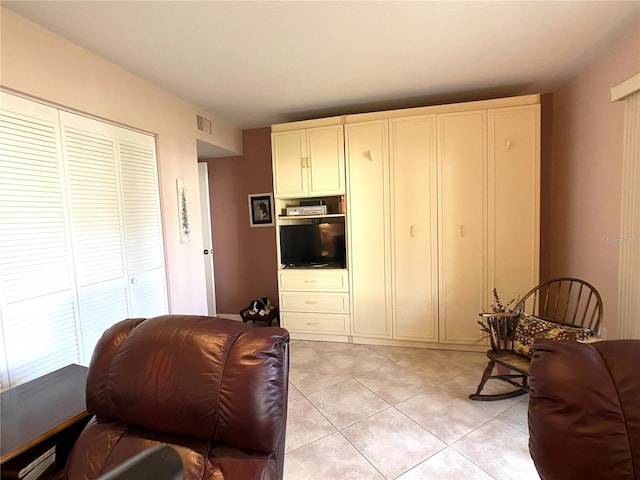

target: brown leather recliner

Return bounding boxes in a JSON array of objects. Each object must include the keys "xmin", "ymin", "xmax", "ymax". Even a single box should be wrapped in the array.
[
  {"xmin": 66, "ymin": 315, "xmax": 290, "ymax": 480},
  {"xmin": 528, "ymin": 339, "xmax": 640, "ymax": 480}
]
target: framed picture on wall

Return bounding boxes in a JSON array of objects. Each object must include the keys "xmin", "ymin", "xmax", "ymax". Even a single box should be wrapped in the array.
[{"xmin": 248, "ymin": 193, "xmax": 274, "ymax": 227}]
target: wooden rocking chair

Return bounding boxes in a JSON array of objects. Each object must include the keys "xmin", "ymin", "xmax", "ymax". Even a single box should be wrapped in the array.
[{"xmin": 469, "ymin": 277, "xmax": 603, "ymax": 401}]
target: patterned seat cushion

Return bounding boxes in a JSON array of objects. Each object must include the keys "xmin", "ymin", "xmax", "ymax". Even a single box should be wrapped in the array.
[{"xmin": 513, "ymin": 314, "xmax": 590, "ymax": 358}]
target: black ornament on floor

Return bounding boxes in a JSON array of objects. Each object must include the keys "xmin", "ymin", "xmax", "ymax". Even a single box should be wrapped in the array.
[{"xmin": 240, "ymin": 298, "xmax": 279, "ymax": 326}]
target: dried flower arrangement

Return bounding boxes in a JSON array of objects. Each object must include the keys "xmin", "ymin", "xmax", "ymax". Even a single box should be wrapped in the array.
[{"xmin": 477, "ymin": 288, "xmax": 518, "ymax": 335}]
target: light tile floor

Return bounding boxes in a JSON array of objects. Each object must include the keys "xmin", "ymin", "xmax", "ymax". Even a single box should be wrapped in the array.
[{"xmin": 284, "ymin": 339, "xmax": 540, "ymax": 480}]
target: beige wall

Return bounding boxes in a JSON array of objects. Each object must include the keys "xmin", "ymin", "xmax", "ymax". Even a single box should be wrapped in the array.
[
  {"xmin": 0, "ymin": 8, "xmax": 242, "ymax": 314},
  {"xmin": 204, "ymin": 128, "xmax": 279, "ymax": 316},
  {"xmin": 543, "ymin": 24, "xmax": 640, "ymax": 338}
]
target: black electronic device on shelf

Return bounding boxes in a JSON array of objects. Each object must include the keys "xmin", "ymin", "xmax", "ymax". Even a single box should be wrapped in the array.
[{"xmin": 280, "ymin": 223, "xmax": 346, "ymax": 268}]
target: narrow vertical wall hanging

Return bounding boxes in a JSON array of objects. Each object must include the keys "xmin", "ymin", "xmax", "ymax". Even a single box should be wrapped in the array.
[{"xmin": 177, "ymin": 179, "xmax": 191, "ymax": 243}]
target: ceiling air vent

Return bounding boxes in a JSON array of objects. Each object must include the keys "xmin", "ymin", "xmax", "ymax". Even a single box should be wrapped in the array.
[{"xmin": 197, "ymin": 115, "xmax": 213, "ymax": 135}]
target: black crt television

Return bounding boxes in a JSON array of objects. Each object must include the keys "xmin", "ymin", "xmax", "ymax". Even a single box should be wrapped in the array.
[{"xmin": 279, "ymin": 223, "xmax": 346, "ymax": 268}]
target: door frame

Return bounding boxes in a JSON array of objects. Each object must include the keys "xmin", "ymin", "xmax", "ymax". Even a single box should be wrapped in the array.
[{"xmin": 198, "ymin": 162, "xmax": 217, "ymax": 316}]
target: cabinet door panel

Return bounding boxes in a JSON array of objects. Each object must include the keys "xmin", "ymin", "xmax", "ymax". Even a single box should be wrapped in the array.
[
  {"xmin": 489, "ymin": 106, "xmax": 540, "ymax": 301},
  {"xmin": 272, "ymin": 130, "xmax": 307, "ymax": 197},
  {"xmin": 346, "ymin": 120, "xmax": 391, "ymax": 338},
  {"xmin": 390, "ymin": 116, "xmax": 438, "ymax": 342},
  {"xmin": 308, "ymin": 125, "xmax": 345, "ymax": 195},
  {"xmin": 438, "ymin": 111, "xmax": 486, "ymax": 344}
]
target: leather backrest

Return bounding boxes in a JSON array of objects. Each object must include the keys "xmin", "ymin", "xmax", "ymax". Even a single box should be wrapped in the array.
[
  {"xmin": 528, "ymin": 339, "xmax": 640, "ymax": 480},
  {"xmin": 86, "ymin": 315, "xmax": 289, "ymax": 453}
]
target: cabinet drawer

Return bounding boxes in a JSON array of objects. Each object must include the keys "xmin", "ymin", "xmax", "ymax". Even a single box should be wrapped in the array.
[
  {"xmin": 280, "ymin": 292, "xmax": 350, "ymax": 313},
  {"xmin": 278, "ymin": 269, "xmax": 349, "ymax": 292},
  {"xmin": 281, "ymin": 312, "xmax": 350, "ymax": 334}
]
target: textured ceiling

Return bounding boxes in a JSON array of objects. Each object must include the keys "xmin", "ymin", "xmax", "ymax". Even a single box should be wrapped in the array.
[{"xmin": 4, "ymin": 1, "xmax": 639, "ymax": 129}]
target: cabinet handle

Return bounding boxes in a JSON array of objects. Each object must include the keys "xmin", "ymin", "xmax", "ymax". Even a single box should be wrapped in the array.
[
  {"xmin": 304, "ymin": 301, "xmax": 319, "ymax": 305},
  {"xmin": 306, "ymin": 157, "xmax": 311, "ymax": 168},
  {"xmin": 460, "ymin": 225, "xmax": 466, "ymax": 237},
  {"xmin": 301, "ymin": 157, "xmax": 307, "ymax": 168},
  {"xmin": 303, "ymin": 280, "xmax": 317, "ymax": 283},
  {"xmin": 368, "ymin": 150, "xmax": 374, "ymax": 161},
  {"xmin": 306, "ymin": 322, "xmax": 320, "ymax": 326},
  {"xmin": 410, "ymin": 225, "xmax": 416, "ymax": 237}
]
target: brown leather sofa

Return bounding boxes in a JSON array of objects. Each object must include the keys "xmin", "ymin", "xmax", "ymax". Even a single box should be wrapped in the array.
[
  {"xmin": 66, "ymin": 315, "xmax": 290, "ymax": 480},
  {"xmin": 528, "ymin": 339, "xmax": 640, "ymax": 480}
]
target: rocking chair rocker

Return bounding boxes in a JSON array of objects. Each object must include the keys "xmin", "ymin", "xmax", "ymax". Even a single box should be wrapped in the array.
[{"xmin": 469, "ymin": 277, "xmax": 603, "ymax": 401}]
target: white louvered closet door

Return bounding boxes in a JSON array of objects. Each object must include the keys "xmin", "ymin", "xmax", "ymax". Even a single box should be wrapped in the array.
[
  {"xmin": 0, "ymin": 93, "xmax": 81, "ymax": 388},
  {"xmin": 0, "ymin": 94, "xmax": 167, "ymax": 389},
  {"xmin": 58, "ymin": 112, "xmax": 131, "ymax": 362},
  {"xmin": 116, "ymin": 127, "xmax": 167, "ymax": 318}
]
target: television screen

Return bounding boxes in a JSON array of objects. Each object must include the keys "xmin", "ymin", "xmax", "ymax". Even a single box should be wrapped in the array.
[{"xmin": 280, "ymin": 223, "xmax": 346, "ymax": 268}]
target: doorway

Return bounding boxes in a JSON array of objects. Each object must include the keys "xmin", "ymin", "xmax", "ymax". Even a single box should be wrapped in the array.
[{"xmin": 198, "ymin": 162, "xmax": 217, "ymax": 316}]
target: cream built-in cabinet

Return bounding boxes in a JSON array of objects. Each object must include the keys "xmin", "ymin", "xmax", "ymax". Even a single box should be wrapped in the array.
[
  {"xmin": 272, "ymin": 95, "xmax": 540, "ymax": 347},
  {"xmin": 344, "ymin": 96, "xmax": 540, "ymax": 347},
  {"xmin": 272, "ymin": 117, "xmax": 350, "ymax": 341}
]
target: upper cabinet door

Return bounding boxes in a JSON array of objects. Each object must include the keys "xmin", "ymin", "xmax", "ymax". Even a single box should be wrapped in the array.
[
  {"xmin": 272, "ymin": 129, "xmax": 308, "ymax": 198},
  {"xmin": 272, "ymin": 125, "xmax": 344, "ymax": 198},
  {"xmin": 307, "ymin": 125, "xmax": 345, "ymax": 196},
  {"xmin": 437, "ymin": 110, "xmax": 487, "ymax": 345}
]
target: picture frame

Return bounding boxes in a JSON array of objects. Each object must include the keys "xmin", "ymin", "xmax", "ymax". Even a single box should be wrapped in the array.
[{"xmin": 248, "ymin": 193, "xmax": 274, "ymax": 227}]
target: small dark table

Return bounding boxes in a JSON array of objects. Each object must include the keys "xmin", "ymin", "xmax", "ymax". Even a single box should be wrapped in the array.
[{"xmin": 1, "ymin": 364, "xmax": 91, "ymax": 479}]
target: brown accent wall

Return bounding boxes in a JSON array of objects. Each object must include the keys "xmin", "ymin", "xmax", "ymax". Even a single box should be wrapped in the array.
[
  {"xmin": 203, "ymin": 128, "xmax": 278, "ymax": 316},
  {"xmin": 542, "ymin": 23, "xmax": 639, "ymax": 338}
]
